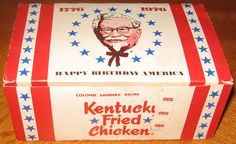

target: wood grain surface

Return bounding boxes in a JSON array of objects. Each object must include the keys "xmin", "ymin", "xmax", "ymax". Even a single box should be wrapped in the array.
[{"xmin": 0, "ymin": 0, "xmax": 235, "ymax": 144}]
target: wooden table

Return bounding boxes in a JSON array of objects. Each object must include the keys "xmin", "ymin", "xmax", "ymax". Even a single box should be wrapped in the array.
[{"xmin": 0, "ymin": 0, "xmax": 235, "ymax": 144}]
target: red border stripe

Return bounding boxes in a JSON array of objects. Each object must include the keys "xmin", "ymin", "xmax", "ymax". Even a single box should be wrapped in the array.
[
  {"xmin": 32, "ymin": 4, "xmax": 54, "ymax": 86},
  {"xmin": 4, "ymin": 87, "xmax": 26, "ymax": 140},
  {"xmin": 206, "ymin": 84, "xmax": 232, "ymax": 138},
  {"xmin": 3, "ymin": 4, "xmax": 29, "ymax": 86},
  {"xmin": 180, "ymin": 86, "xmax": 210, "ymax": 139},
  {"xmin": 193, "ymin": 4, "xmax": 232, "ymax": 84},
  {"xmin": 31, "ymin": 87, "xmax": 55, "ymax": 140}
]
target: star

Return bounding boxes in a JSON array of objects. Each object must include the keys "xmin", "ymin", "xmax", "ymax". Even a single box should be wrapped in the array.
[
  {"xmin": 153, "ymin": 40, "xmax": 162, "ymax": 46},
  {"xmin": 19, "ymin": 68, "xmax": 30, "ymax": 76},
  {"xmin": 189, "ymin": 18, "xmax": 197, "ymax": 23},
  {"xmin": 143, "ymin": 117, "xmax": 152, "ymax": 123},
  {"xmin": 80, "ymin": 49, "xmax": 90, "ymax": 56},
  {"xmin": 20, "ymin": 93, "xmax": 30, "ymax": 101},
  {"xmin": 30, "ymin": 10, "xmax": 38, "ymax": 16},
  {"xmin": 153, "ymin": 30, "xmax": 162, "ymax": 36},
  {"xmin": 81, "ymin": 13, "xmax": 89, "ymax": 18},
  {"xmin": 186, "ymin": 10, "xmax": 194, "ymax": 15},
  {"xmin": 137, "ymin": 13, "xmax": 145, "ymax": 18},
  {"xmin": 96, "ymin": 56, "xmax": 105, "ymax": 63},
  {"xmin": 192, "ymin": 27, "xmax": 200, "ymax": 32},
  {"xmin": 68, "ymin": 30, "xmax": 77, "ymax": 36},
  {"xmin": 25, "ymin": 116, "xmax": 34, "ymax": 122},
  {"xmin": 28, "ymin": 134, "xmax": 36, "ymax": 140},
  {"xmin": 71, "ymin": 40, "xmax": 79, "ymax": 47},
  {"xmin": 26, "ymin": 27, "xmax": 35, "ymax": 33},
  {"xmin": 198, "ymin": 46, "xmax": 207, "ymax": 52},
  {"xmin": 202, "ymin": 56, "xmax": 211, "ymax": 64},
  {"xmin": 21, "ymin": 57, "xmax": 31, "ymax": 64},
  {"xmin": 124, "ymin": 8, "xmax": 132, "ymax": 13},
  {"xmin": 22, "ymin": 105, "xmax": 32, "ymax": 112},
  {"xmin": 195, "ymin": 36, "xmax": 204, "ymax": 42},
  {"xmin": 28, "ymin": 19, "xmax": 36, "ymax": 24},
  {"xmin": 196, "ymin": 133, "xmax": 204, "ymax": 139},
  {"xmin": 25, "ymin": 36, "xmax": 34, "ymax": 42},
  {"xmin": 109, "ymin": 7, "xmax": 117, "ymax": 12},
  {"xmin": 199, "ymin": 123, "xmax": 208, "ymax": 129},
  {"xmin": 132, "ymin": 55, "xmax": 141, "ymax": 63},
  {"xmin": 210, "ymin": 91, "xmax": 219, "ymax": 98},
  {"xmin": 206, "ymin": 102, "xmax": 215, "ymax": 109},
  {"xmin": 205, "ymin": 68, "xmax": 215, "ymax": 76},
  {"xmin": 23, "ymin": 46, "xmax": 33, "ymax": 53},
  {"xmin": 203, "ymin": 113, "xmax": 211, "ymax": 119},
  {"xmin": 72, "ymin": 21, "xmax": 80, "ymax": 26},
  {"xmin": 26, "ymin": 126, "xmax": 35, "ymax": 131},
  {"xmin": 94, "ymin": 8, "xmax": 102, "ymax": 14},
  {"xmin": 147, "ymin": 20, "xmax": 156, "ymax": 26},
  {"xmin": 31, "ymin": 4, "xmax": 38, "ymax": 8},
  {"xmin": 90, "ymin": 117, "xmax": 99, "ymax": 124},
  {"xmin": 184, "ymin": 3, "xmax": 191, "ymax": 8},
  {"xmin": 145, "ymin": 48, "xmax": 155, "ymax": 55}
]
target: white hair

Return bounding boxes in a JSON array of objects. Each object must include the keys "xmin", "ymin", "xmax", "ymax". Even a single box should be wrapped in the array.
[{"xmin": 92, "ymin": 13, "xmax": 141, "ymax": 29}]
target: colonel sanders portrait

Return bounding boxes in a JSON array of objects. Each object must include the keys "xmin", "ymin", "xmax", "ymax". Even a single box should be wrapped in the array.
[{"xmin": 92, "ymin": 13, "xmax": 142, "ymax": 67}]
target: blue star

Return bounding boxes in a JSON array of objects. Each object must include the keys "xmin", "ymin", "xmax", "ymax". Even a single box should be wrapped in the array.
[
  {"xmin": 72, "ymin": 21, "xmax": 80, "ymax": 26},
  {"xmin": 81, "ymin": 13, "xmax": 89, "ymax": 18},
  {"xmin": 153, "ymin": 40, "xmax": 162, "ymax": 46},
  {"xmin": 90, "ymin": 117, "xmax": 99, "ymax": 124},
  {"xmin": 25, "ymin": 36, "xmax": 34, "ymax": 42},
  {"xmin": 198, "ymin": 46, "xmax": 207, "ymax": 52},
  {"xmin": 28, "ymin": 134, "xmax": 36, "ymax": 140},
  {"xmin": 96, "ymin": 56, "xmax": 105, "ymax": 63},
  {"xmin": 109, "ymin": 7, "xmax": 117, "ymax": 12},
  {"xmin": 199, "ymin": 123, "xmax": 208, "ymax": 129},
  {"xmin": 132, "ymin": 55, "xmax": 141, "ymax": 63},
  {"xmin": 189, "ymin": 18, "xmax": 197, "ymax": 23},
  {"xmin": 19, "ymin": 68, "xmax": 30, "ymax": 76},
  {"xmin": 25, "ymin": 116, "xmax": 34, "ymax": 122},
  {"xmin": 80, "ymin": 49, "xmax": 90, "ymax": 56},
  {"xmin": 138, "ymin": 13, "xmax": 145, "ymax": 18},
  {"xmin": 94, "ymin": 8, "xmax": 102, "ymax": 14},
  {"xmin": 143, "ymin": 117, "xmax": 152, "ymax": 123},
  {"xmin": 26, "ymin": 27, "xmax": 35, "ymax": 33},
  {"xmin": 71, "ymin": 40, "xmax": 79, "ymax": 47},
  {"xmin": 28, "ymin": 19, "xmax": 36, "ymax": 24},
  {"xmin": 124, "ymin": 8, "xmax": 132, "ymax": 13},
  {"xmin": 210, "ymin": 91, "xmax": 219, "ymax": 98},
  {"xmin": 153, "ymin": 30, "xmax": 162, "ymax": 36},
  {"xmin": 202, "ymin": 56, "xmax": 211, "ymax": 64},
  {"xmin": 22, "ymin": 105, "xmax": 32, "ymax": 112},
  {"xmin": 186, "ymin": 10, "xmax": 194, "ymax": 15},
  {"xmin": 26, "ymin": 126, "xmax": 35, "ymax": 131},
  {"xmin": 195, "ymin": 36, "xmax": 204, "ymax": 42},
  {"xmin": 196, "ymin": 133, "xmax": 204, "ymax": 139},
  {"xmin": 20, "ymin": 93, "xmax": 30, "ymax": 101},
  {"xmin": 145, "ymin": 48, "xmax": 155, "ymax": 55},
  {"xmin": 206, "ymin": 102, "xmax": 215, "ymax": 109},
  {"xmin": 203, "ymin": 113, "xmax": 211, "ymax": 119},
  {"xmin": 23, "ymin": 46, "xmax": 32, "ymax": 53},
  {"xmin": 205, "ymin": 68, "xmax": 215, "ymax": 76},
  {"xmin": 192, "ymin": 27, "xmax": 200, "ymax": 32},
  {"xmin": 68, "ymin": 30, "xmax": 77, "ymax": 36},
  {"xmin": 147, "ymin": 20, "xmax": 156, "ymax": 26},
  {"xmin": 30, "ymin": 10, "xmax": 38, "ymax": 16},
  {"xmin": 31, "ymin": 4, "xmax": 38, "ymax": 8},
  {"xmin": 184, "ymin": 3, "xmax": 191, "ymax": 8},
  {"xmin": 21, "ymin": 57, "xmax": 31, "ymax": 64}
]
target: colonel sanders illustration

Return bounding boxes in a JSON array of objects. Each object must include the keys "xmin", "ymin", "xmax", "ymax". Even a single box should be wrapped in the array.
[{"xmin": 92, "ymin": 13, "xmax": 142, "ymax": 67}]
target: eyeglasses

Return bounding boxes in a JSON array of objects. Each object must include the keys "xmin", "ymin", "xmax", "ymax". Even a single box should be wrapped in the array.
[{"xmin": 100, "ymin": 27, "xmax": 136, "ymax": 34}]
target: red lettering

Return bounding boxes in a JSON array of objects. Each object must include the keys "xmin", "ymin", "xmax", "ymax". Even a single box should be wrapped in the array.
[{"xmin": 163, "ymin": 97, "xmax": 174, "ymax": 101}]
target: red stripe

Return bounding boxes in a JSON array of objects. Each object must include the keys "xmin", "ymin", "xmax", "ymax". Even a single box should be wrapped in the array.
[
  {"xmin": 181, "ymin": 86, "xmax": 210, "ymax": 139},
  {"xmin": 4, "ymin": 87, "xmax": 25, "ymax": 140},
  {"xmin": 206, "ymin": 84, "xmax": 232, "ymax": 138},
  {"xmin": 32, "ymin": 4, "xmax": 54, "ymax": 86},
  {"xmin": 3, "ymin": 4, "xmax": 29, "ymax": 86},
  {"xmin": 170, "ymin": 4, "xmax": 205, "ymax": 86},
  {"xmin": 193, "ymin": 4, "xmax": 232, "ymax": 84},
  {"xmin": 31, "ymin": 87, "xmax": 55, "ymax": 140}
]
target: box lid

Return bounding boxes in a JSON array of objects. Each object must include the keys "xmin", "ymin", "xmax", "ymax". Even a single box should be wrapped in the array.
[{"xmin": 3, "ymin": 3, "xmax": 233, "ymax": 86}]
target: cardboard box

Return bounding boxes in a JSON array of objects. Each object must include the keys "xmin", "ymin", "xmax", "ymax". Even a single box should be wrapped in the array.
[{"xmin": 3, "ymin": 3, "xmax": 233, "ymax": 141}]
